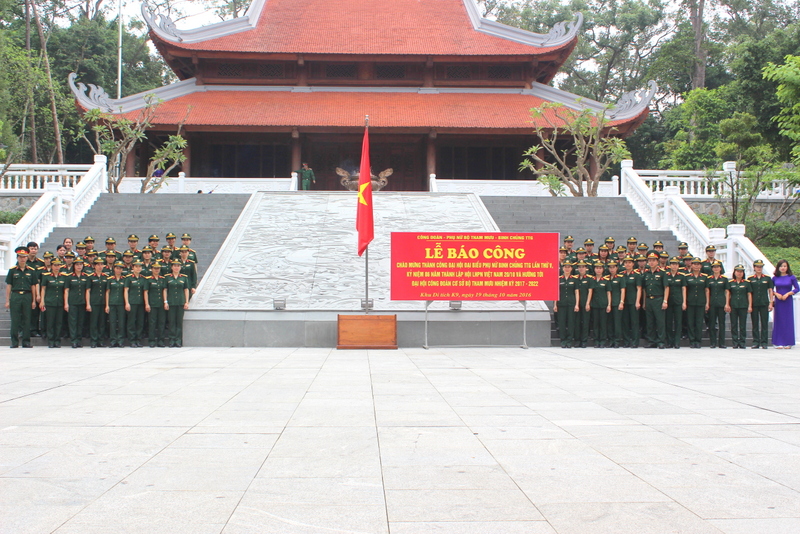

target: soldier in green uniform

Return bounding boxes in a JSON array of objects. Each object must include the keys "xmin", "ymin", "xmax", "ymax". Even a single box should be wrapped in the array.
[
  {"xmin": 104, "ymin": 237, "xmax": 122, "ymax": 261},
  {"xmin": 554, "ymin": 261, "xmax": 578, "ymax": 348},
  {"xmin": 728, "ymin": 265, "xmax": 752, "ymax": 349},
  {"xmin": 103, "ymin": 251, "xmax": 117, "ymax": 275},
  {"xmin": 642, "ymin": 252, "xmax": 669, "ymax": 349},
  {"xmin": 140, "ymin": 246, "xmax": 156, "ymax": 277},
  {"xmin": 165, "ymin": 232, "xmax": 177, "ymax": 250},
  {"xmin": 62, "ymin": 251, "xmax": 76, "ymax": 275},
  {"xmin": 748, "ymin": 259, "xmax": 774, "ymax": 349},
  {"xmin": 583, "ymin": 239, "xmax": 596, "ymax": 261},
  {"xmin": 701, "ymin": 245, "xmax": 724, "ymax": 275},
  {"xmin": 147, "ymin": 235, "xmax": 160, "ymax": 255},
  {"xmin": 637, "ymin": 243, "xmax": 649, "ymax": 258},
  {"xmin": 39, "ymin": 258, "xmax": 66, "ymax": 348},
  {"xmin": 563, "ymin": 236, "xmax": 575, "ymax": 262},
  {"xmin": 64, "ymin": 258, "xmax": 90, "ymax": 348},
  {"xmin": 121, "ymin": 250, "xmax": 135, "ymax": 273},
  {"xmin": 706, "ymin": 260, "xmax": 730, "ymax": 348},
  {"xmin": 26, "ymin": 242, "xmax": 45, "ymax": 338},
  {"xmin": 606, "ymin": 260, "xmax": 626, "ymax": 348},
  {"xmin": 296, "ymin": 162, "xmax": 316, "ymax": 190},
  {"xmin": 75, "ymin": 242, "xmax": 88, "ymax": 261},
  {"xmin": 83, "ymin": 236, "xmax": 96, "ymax": 256},
  {"xmin": 684, "ymin": 258, "xmax": 709, "ymax": 348},
  {"xmin": 604, "ymin": 237, "xmax": 616, "ymax": 254},
  {"xmin": 180, "ymin": 234, "xmax": 198, "ymax": 264},
  {"xmin": 636, "ymin": 252, "xmax": 647, "ymax": 274},
  {"xmin": 124, "ymin": 260, "xmax": 147, "ymax": 347},
  {"xmin": 615, "ymin": 246, "xmax": 627, "ymax": 262},
  {"xmin": 677, "ymin": 242, "xmax": 689, "ymax": 260},
  {"xmin": 178, "ymin": 245, "xmax": 198, "ymax": 296},
  {"xmin": 87, "ymin": 258, "xmax": 108, "ymax": 348},
  {"xmin": 558, "ymin": 247, "xmax": 568, "ymax": 274},
  {"xmin": 574, "ymin": 260, "xmax": 594, "ymax": 348},
  {"xmin": 160, "ymin": 246, "xmax": 174, "ymax": 266},
  {"xmin": 590, "ymin": 260, "xmax": 611, "ymax": 348},
  {"xmin": 664, "ymin": 257, "xmax": 687, "ymax": 349},
  {"xmin": 125, "ymin": 234, "xmax": 142, "ymax": 260},
  {"xmin": 165, "ymin": 259, "xmax": 191, "ymax": 347},
  {"xmin": 621, "ymin": 256, "xmax": 642, "ymax": 348},
  {"xmin": 5, "ymin": 247, "xmax": 39, "ymax": 348},
  {"xmin": 596, "ymin": 245, "xmax": 611, "ymax": 275},
  {"xmin": 626, "ymin": 237, "xmax": 638, "ymax": 257},
  {"xmin": 144, "ymin": 262, "xmax": 168, "ymax": 348},
  {"xmin": 105, "ymin": 262, "xmax": 127, "ymax": 348}
]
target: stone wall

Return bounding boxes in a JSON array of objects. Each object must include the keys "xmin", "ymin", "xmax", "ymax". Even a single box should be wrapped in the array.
[
  {"xmin": 0, "ymin": 193, "xmax": 40, "ymax": 213},
  {"xmin": 687, "ymin": 198, "xmax": 800, "ymax": 224}
]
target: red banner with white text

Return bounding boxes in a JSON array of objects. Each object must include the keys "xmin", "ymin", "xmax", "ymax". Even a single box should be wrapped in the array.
[{"xmin": 391, "ymin": 232, "xmax": 559, "ymax": 301}]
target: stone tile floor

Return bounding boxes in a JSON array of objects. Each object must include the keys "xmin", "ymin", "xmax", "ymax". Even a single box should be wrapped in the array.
[{"xmin": 1, "ymin": 346, "xmax": 800, "ymax": 533}]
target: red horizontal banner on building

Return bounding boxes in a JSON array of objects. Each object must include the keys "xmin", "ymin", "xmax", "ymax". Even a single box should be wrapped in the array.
[{"xmin": 391, "ymin": 232, "xmax": 559, "ymax": 301}]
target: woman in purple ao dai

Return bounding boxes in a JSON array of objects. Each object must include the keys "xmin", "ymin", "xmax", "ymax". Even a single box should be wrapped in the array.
[{"xmin": 772, "ymin": 260, "xmax": 799, "ymax": 349}]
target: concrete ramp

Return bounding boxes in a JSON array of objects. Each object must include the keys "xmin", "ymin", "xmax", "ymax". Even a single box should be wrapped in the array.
[{"xmin": 185, "ymin": 192, "xmax": 549, "ymax": 347}]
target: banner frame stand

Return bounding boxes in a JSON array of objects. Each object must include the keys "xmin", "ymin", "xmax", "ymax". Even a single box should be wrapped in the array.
[{"xmin": 422, "ymin": 300, "xmax": 529, "ymax": 350}]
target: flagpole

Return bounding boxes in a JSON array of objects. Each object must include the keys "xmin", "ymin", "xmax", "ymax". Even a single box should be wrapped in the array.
[{"xmin": 364, "ymin": 115, "xmax": 369, "ymax": 315}]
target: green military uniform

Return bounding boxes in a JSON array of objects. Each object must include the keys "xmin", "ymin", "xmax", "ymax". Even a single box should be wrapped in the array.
[
  {"xmin": 707, "ymin": 273, "xmax": 729, "ymax": 348},
  {"xmin": 165, "ymin": 272, "xmax": 190, "ymax": 347},
  {"xmin": 179, "ymin": 259, "xmax": 198, "ymax": 293},
  {"xmin": 556, "ymin": 273, "xmax": 578, "ymax": 348},
  {"xmin": 39, "ymin": 270, "xmax": 65, "ymax": 347},
  {"xmin": 6, "ymin": 260, "xmax": 39, "ymax": 348},
  {"xmin": 684, "ymin": 270, "xmax": 709, "ymax": 348},
  {"xmin": 28, "ymin": 257, "xmax": 45, "ymax": 337},
  {"xmin": 145, "ymin": 273, "xmax": 168, "ymax": 347},
  {"xmin": 589, "ymin": 273, "xmax": 611, "ymax": 348},
  {"xmin": 106, "ymin": 273, "xmax": 127, "ymax": 348},
  {"xmin": 65, "ymin": 271, "xmax": 89, "ymax": 347},
  {"xmin": 296, "ymin": 166, "xmax": 316, "ymax": 190},
  {"xmin": 664, "ymin": 267, "xmax": 687, "ymax": 348},
  {"xmin": 125, "ymin": 273, "xmax": 147, "ymax": 347},
  {"xmin": 606, "ymin": 272, "xmax": 626, "ymax": 348},
  {"xmin": 87, "ymin": 270, "xmax": 108, "ymax": 347},
  {"xmin": 748, "ymin": 269, "xmax": 774, "ymax": 349},
  {"xmin": 621, "ymin": 265, "xmax": 642, "ymax": 348},
  {"xmin": 180, "ymin": 235, "xmax": 198, "ymax": 264},
  {"xmin": 728, "ymin": 274, "xmax": 751, "ymax": 349},
  {"xmin": 642, "ymin": 265, "xmax": 668, "ymax": 348}
]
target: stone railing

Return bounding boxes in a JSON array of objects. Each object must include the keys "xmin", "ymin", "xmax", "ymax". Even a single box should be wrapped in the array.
[
  {"xmin": 116, "ymin": 172, "xmax": 296, "ymax": 194},
  {"xmin": 620, "ymin": 160, "xmax": 774, "ymax": 275},
  {"xmin": 0, "ymin": 163, "xmax": 93, "ymax": 190},
  {"xmin": 0, "ymin": 155, "xmax": 107, "ymax": 269},
  {"xmin": 637, "ymin": 162, "xmax": 796, "ymax": 199},
  {"xmin": 429, "ymin": 174, "xmax": 620, "ymax": 197}
]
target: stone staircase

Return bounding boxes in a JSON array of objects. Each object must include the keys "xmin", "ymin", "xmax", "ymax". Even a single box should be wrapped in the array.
[
  {"xmin": 480, "ymin": 196, "xmax": 681, "ymax": 252},
  {"xmin": 1, "ymin": 193, "xmax": 250, "ymax": 345}
]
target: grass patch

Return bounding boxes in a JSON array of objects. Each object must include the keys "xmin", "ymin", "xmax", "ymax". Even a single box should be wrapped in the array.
[{"xmin": 0, "ymin": 210, "xmax": 25, "ymax": 224}]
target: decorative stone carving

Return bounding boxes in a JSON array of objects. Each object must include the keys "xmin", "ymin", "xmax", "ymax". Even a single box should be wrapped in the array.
[
  {"xmin": 68, "ymin": 73, "xmax": 114, "ymax": 112},
  {"xmin": 141, "ymin": 2, "xmax": 184, "ymax": 42},
  {"xmin": 336, "ymin": 168, "xmax": 393, "ymax": 191},
  {"xmin": 541, "ymin": 13, "xmax": 584, "ymax": 46},
  {"xmin": 609, "ymin": 80, "xmax": 658, "ymax": 120}
]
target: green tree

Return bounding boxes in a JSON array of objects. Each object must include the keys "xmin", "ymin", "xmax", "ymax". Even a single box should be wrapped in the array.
[
  {"xmin": 659, "ymin": 86, "xmax": 737, "ymax": 169},
  {"xmin": 491, "ymin": 0, "xmax": 669, "ymax": 101},
  {"xmin": 764, "ymin": 55, "xmax": 800, "ymax": 163},
  {"xmin": 520, "ymin": 102, "xmax": 631, "ymax": 196}
]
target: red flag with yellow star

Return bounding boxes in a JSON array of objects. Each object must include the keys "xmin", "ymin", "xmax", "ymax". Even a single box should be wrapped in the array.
[{"xmin": 356, "ymin": 123, "xmax": 373, "ymax": 256}]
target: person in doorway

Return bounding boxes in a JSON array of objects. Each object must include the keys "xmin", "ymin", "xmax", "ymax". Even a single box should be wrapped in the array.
[{"xmin": 297, "ymin": 162, "xmax": 316, "ymax": 190}]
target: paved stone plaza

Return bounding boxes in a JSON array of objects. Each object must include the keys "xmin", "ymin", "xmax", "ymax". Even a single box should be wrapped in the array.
[{"xmin": 2, "ymin": 346, "xmax": 800, "ymax": 534}]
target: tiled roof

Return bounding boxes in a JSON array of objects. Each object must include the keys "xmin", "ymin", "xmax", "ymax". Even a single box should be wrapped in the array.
[
  {"xmin": 154, "ymin": 0, "xmax": 573, "ymax": 56},
  {"xmin": 121, "ymin": 89, "xmax": 646, "ymax": 131}
]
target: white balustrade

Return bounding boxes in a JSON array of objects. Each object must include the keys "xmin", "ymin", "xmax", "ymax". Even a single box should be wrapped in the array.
[
  {"xmin": 620, "ymin": 159, "xmax": 773, "ymax": 275},
  {"xmin": 431, "ymin": 176, "xmax": 619, "ymax": 197},
  {"xmin": 0, "ymin": 164, "xmax": 93, "ymax": 190},
  {"xmin": 116, "ymin": 174, "xmax": 293, "ymax": 194},
  {"xmin": 0, "ymin": 155, "xmax": 106, "ymax": 269}
]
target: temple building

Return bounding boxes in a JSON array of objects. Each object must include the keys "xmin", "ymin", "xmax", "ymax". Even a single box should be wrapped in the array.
[{"xmin": 69, "ymin": 0, "xmax": 654, "ymax": 190}]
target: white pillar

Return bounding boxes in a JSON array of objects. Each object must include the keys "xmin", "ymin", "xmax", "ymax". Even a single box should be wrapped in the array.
[
  {"xmin": 663, "ymin": 186, "xmax": 679, "ymax": 229},
  {"xmin": 0, "ymin": 224, "xmax": 15, "ymax": 270},
  {"xmin": 726, "ymin": 224, "xmax": 746, "ymax": 272},
  {"xmin": 178, "ymin": 172, "xmax": 186, "ymax": 194}
]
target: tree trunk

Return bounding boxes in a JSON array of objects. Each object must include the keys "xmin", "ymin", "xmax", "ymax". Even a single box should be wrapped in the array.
[
  {"xmin": 30, "ymin": 0, "xmax": 63, "ymax": 164},
  {"xmin": 25, "ymin": 0, "xmax": 38, "ymax": 163},
  {"xmin": 689, "ymin": 0, "xmax": 706, "ymax": 90}
]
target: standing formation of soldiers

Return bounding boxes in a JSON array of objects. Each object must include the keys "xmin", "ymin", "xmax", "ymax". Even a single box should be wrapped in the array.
[
  {"xmin": 5, "ymin": 233, "xmax": 197, "ymax": 349},
  {"xmin": 555, "ymin": 236, "xmax": 774, "ymax": 349}
]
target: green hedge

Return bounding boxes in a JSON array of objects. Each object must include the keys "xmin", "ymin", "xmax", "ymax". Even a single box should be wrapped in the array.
[
  {"xmin": 759, "ymin": 247, "xmax": 800, "ymax": 268},
  {"xmin": 0, "ymin": 211, "xmax": 25, "ymax": 224}
]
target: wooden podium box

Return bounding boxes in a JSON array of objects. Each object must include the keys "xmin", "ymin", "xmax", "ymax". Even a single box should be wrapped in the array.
[{"xmin": 337, "ymin": 314, "xmax": 398, "ymax": 349}]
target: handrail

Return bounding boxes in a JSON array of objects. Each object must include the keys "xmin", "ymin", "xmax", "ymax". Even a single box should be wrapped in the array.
[
  {"xmin": 620, "ymin": 159, "xmax": 775, "ymax": 276},
  {"xmin": 0, "ymin": 155, "xmax": 106, "ymax": 269},
  {"xmin": 1, "ymin": 164, "xmax": 94, "ymax": 190}
]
